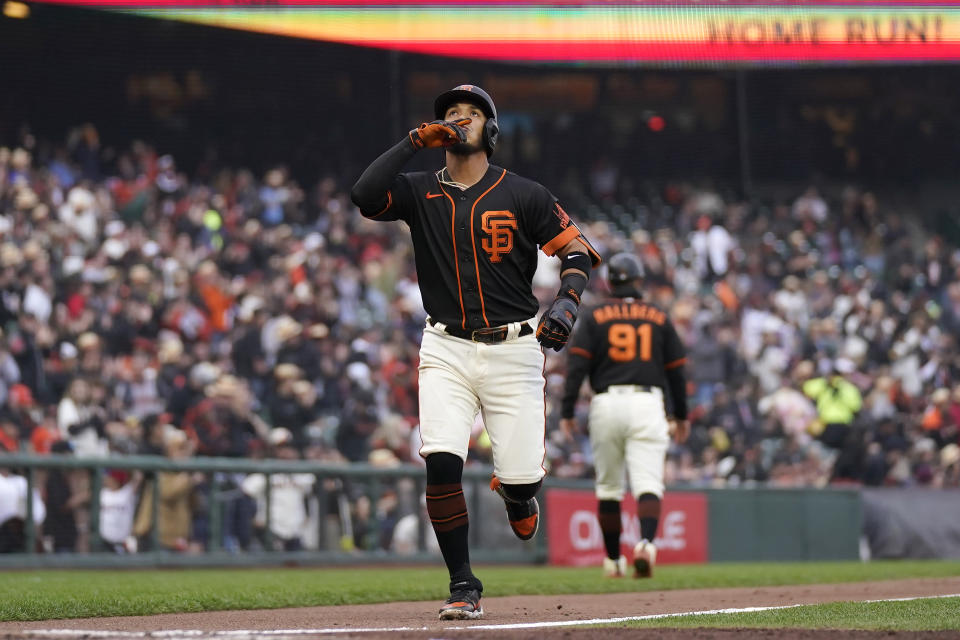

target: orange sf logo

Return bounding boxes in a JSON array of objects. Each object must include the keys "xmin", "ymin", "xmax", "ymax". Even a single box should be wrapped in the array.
[{"xmin": 481, "ymin": 210, "xmax": 517, "ymax": 263}]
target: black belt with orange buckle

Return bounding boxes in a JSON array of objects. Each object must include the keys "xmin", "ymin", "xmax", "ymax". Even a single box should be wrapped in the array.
[{"xmin": 428, "ymin": 318, "xmax": 533, "ymax": 344}]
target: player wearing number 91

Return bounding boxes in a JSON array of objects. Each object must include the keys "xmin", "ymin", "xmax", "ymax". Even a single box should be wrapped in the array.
[{"xmin": 559, "ymin": 252, "xmax": 689, "ymax": 579}]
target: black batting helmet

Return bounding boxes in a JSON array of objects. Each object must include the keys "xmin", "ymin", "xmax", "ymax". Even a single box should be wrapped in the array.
[
  {"xmin": 434, "ymin": 84, "xmax": 500, "ymax": 157},
  {"xmin": 606, "ymin": 252, "xmax": 644, "ymax": 286}
]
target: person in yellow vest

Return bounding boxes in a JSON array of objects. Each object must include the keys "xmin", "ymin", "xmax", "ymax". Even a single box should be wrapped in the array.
[{"xmin": 802, "ymin": 358, "xmax": 863, "ymax": 450}]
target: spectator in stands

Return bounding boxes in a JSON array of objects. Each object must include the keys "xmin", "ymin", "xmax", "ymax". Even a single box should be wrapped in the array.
[
  {"xmin": 689, "ymin": 321, "xmax": 737, "ymax": 408},
  {"xmin": 0, "ymin": 331, "xmax": 21, "ymax": 409},
  {"xmin": 689, "ymin": 214, "xmax": 735, "ymax": 283},
  {"xmin": 0, "ymin": 464, "xmax": 46, "ymax": 553},
  {"xmin": 43, "ymin": 440, "xmax": 83, "ymax": 553},
  {"xmin": 939, "ymin": 443, "xmax": 960, "ymax": 488},
  {"xmin": 182, "ymin": 374, "xmax": 269, "ymax": 458},
  {"xmin": 803, "ymin": 359, "xmax": 863, "ymax": 451},
  {"xmin": 57, "ymin": 378, "xmax": 108, "ymax": 458},
  {"xmin": 391, "ymin": 495, "xmax": 440, "ymax": 556},
  {"xmin": 241, "ymin": 427, "xmax": 315, "ymax": 551},
  {"xmin": 98, "ymin": 469, "xmax": 141, "ymax": 553},
  {"xmin": 133, "ymin": 427, "xmax": 201, "ymax": 552},
  {"xmin": 2, "ymin": 124, "xmax": 960, "ymax": 505}
]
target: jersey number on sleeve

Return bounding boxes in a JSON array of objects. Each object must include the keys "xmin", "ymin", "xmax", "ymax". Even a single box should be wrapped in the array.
[{"xmin": 608, "ymin": 323, "xmax": 652, "ymax": 362}]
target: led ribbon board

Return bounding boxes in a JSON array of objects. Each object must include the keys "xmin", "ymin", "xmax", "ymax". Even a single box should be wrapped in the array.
[{"xmin": 30, "ymin": 1, "xmax": 960, "ymax": 65}]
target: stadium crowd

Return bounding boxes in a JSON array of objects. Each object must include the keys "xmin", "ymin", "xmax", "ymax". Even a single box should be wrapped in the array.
[{"xmin": 0, "ymin": 123, "xmax": 958, "ymax": 554}]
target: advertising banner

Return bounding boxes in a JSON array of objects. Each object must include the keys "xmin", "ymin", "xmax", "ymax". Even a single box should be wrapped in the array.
[{"xmin": 546, "ymin": 488, "xmax": 708, "ymax": 566}]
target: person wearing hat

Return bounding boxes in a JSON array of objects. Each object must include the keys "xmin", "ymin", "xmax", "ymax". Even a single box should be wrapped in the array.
[
  {"xmin": 133, "ymin": 427, "xmax": 201, "ymax": 552},
  {"xmin": 275, "ymin": 320, "xmax": 317, "ymax": 378},
  {"xmin": 166, "ymin": 362, "xmax": 220, "ymax": 426},
  {"xmin": 182, "ymin": 374, "xmax": 270, "ymax": 458},
  {"xmin": 288, "ymin": 323, "xmax": 330, "ymax": 384},
  {"xmin": 265, "ymin": 366, "xmax": 308, "ymax": 447},
  {"xmin": 75, "ymin": 331, "xmax": 104, "ymax": 380},
  {"xmin": 241, "ymin": 428, "xmax": 315, "ymax": 550}
]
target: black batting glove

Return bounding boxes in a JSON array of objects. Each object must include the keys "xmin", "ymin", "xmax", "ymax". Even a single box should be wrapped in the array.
[{"xmin": 536, "ymin": 296, "xmax": 578, "ymax": 352}]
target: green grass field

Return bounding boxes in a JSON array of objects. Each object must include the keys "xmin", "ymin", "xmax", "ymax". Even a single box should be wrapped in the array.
[
  {"xmin": 619, "ymin": 596, "xmax": 960, "ymax": 631},
  {"xmin": 3, "ymin": 560, "xmax": 960, "ymax": 625}
]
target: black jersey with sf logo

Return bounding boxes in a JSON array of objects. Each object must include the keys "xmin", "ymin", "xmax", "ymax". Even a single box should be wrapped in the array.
[
  {"xmin": 362, "ymin": 164, "xmax": 598, "ymax": 330},
  {"xmin": 561, "ymin": 295, "xmax": 687, "ymax": 418}
]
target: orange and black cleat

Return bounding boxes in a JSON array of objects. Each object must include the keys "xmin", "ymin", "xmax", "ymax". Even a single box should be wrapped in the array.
[
  {"xmin": 489, "ymin": 475, "xmax": 539, "ymax": 541},
  {"xmin": 439, "ymin": 581, "xmax": 483, "ymax": 620}
]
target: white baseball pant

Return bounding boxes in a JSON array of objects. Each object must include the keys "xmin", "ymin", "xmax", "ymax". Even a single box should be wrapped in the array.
[
  {"xmin": 418, "ymin": 319, "xmax": 546, "ymax": 485},
  {"xmin": 588, "ymin": 385, "xmax": 670, "ymax": 500}
]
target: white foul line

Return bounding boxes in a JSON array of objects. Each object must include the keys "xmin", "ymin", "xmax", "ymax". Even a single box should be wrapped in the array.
[
  {"xmin": 452, "ymin": 592, "xmax": 960, "ymax": 631},
  {"xmin": 26, "ymin": 593, "xmax": 960, "ymax": 637}
]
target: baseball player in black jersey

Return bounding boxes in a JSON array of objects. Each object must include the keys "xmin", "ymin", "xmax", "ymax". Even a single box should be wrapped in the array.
[
  {"xmin": 350, "ymin": 84, "xmax": 600, "ymax": 620},
  {"xmin": 559, "ymin": 252, "xmax": 689, "ymax": 579}
]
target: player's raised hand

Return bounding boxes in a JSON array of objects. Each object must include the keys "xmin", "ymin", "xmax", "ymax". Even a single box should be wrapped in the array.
[
  {"xmin": 409, "ymin": 118, "xmax": 471, "ymax": 149},
  {"xmin": 536, "ymin": 296, "xmax": 578, "ymax": 351}
]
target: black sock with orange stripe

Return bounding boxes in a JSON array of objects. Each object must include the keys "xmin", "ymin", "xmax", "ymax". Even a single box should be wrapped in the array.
[
  {"xmin": 425, "ymin": 453, "xmax": 474, "ymax": 585},
  {"xmin": 598, "ymin": 500, "xmax": 622, "ymax": 560}
]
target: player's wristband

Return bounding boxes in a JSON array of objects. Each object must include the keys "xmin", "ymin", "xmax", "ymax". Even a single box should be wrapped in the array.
[{"xmin": 556, "ymin": 253, "xmax": 590, "ymax": 305}]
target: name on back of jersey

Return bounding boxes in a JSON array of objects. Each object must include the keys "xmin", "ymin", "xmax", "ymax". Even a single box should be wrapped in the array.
[{"xmin": 593, "ymin": 302, "xmax": 666, "ymax": 326}]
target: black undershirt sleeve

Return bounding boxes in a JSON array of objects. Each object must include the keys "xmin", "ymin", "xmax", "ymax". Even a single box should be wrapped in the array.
[
  {"xmin": 561, "ymin": 352, "xmax": 591, "ymax": 419},
  {"xmin": 561, "ymin": 315, "xmax": 596, "ymax": 419},
  {"xmin": 350, "ymin": 138, "xmax": 418, "ymax": 214},
  {"xmin": 665, "ymin": 367, "xmax": 688, "ymax": 421}
]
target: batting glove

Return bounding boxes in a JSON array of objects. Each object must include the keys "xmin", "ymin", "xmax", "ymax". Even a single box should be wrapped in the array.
[
  {"xmin": 536, "ymin": 296, "xmax": 578, "ymax": 352},
  {"xmin": 409, "ymin": 118, "xmax": 470, "ymax": 149}
]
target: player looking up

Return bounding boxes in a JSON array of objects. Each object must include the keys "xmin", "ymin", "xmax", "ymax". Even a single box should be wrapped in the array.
[{"xmin": 351, "ymin": 84, "xmax": 600, "ymax": 620}]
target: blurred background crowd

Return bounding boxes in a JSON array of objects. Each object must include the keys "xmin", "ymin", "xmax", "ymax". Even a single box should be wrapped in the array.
[
  {"xmin": 1, "ymin": 2, "xmax": 959, "ymax": 557},
  {"xmin": 0, "ymin": 119, "xmax": 958, "ymax": 553}
]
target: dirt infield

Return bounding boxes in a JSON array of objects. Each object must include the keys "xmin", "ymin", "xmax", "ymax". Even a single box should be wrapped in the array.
[{"xmin": 2, "ymin": 576, "xmax": 958, "ymax": 639}]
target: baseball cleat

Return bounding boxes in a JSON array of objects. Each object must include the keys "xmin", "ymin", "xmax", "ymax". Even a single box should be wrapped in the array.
[
  {"xmin": 602, "ymin": 555, "xmax": 629, "ymax": 578},
  {"xmin": 633, "ymin": 540, "xmax": 657, "ymax": 578},
  {"xmin": 439, "ymin": 586, "xmax": 483, "ymax": 620},
  {"xmin": 489, "ymin": 475, "xmax": 539, "ymax": 540}
]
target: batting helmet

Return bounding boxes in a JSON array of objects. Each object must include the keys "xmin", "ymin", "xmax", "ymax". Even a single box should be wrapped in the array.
[
  {"xmin": 606, "ymin": 252, "xmax": 644, "ymax": 286},
  {"xmin": 434, "ymin": 84, "xmax": 500, "ymax": 157}
]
